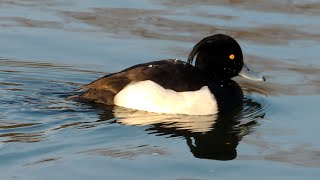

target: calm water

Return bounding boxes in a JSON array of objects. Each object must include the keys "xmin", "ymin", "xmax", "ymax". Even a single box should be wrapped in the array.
[{"xmin": 1, "ymin": 1, "xmax": 320, "ymax": 179}]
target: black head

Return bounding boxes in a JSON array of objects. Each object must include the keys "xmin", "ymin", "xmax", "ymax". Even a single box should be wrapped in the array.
[{"xmin": 188, "ymin": 34, "xmax": 244, "ymax": 80}]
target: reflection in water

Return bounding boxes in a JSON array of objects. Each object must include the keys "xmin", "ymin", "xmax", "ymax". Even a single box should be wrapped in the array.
[
  {"xmin": 116, "ymin": 109, "xmax": 218, "ymax": 133},
  {"xmin": 185, "ymin": 98, "xmax": 264, "ymax": 160},
  {"xmin": 95, "ymin": 95, "xmax": 267, "ymax": 161}
]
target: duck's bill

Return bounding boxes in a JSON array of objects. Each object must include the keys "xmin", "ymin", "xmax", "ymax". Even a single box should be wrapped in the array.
[{"xmin": 239, "ymin": 63, "xmax": 266, "ymax": 81}]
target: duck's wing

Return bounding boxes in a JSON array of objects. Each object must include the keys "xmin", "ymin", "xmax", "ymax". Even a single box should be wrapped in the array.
[{"xmin": 79, "ymin": 59, "xmax": 209, "ymax": 104}]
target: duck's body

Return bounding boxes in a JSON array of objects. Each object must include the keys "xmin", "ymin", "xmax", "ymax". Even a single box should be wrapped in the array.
[
  {"xmin": 80, "ymin": 59, "xmax": 243, "ymax": 114},
  {"xmin": 79, "ymin": 34, "xmax": 265, "ymax": 115}
]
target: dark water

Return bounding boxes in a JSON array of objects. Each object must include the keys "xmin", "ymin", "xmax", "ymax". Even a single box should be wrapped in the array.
[{"xmin": 1, "ymin": 1, "xmax": 320, "ymax": 179}]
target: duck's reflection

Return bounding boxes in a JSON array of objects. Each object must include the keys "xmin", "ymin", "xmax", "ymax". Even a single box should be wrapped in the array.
[{"xmin": 94, "ymin": 96, "xmax": 266, "ymax": 161}]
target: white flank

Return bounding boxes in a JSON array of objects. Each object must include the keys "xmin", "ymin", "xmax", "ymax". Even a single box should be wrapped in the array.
[{"xmin": 114, "ymin": 80, "xmax": 218, "ymax": 115}]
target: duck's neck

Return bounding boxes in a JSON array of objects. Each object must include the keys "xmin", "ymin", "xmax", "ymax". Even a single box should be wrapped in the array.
[{"xmin": 209, "ymin": 79, "xmax": 243, "ymax": 113}]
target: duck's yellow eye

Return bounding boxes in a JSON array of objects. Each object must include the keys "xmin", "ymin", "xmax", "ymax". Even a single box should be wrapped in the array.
[{"xmin": 229, "ymin": 54, "xmax": 235, "ymax": 60}]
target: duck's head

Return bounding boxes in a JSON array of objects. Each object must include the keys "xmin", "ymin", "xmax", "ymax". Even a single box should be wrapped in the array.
[{"xmin": 188, "ymin": 34, "xmax": 265, "ymax": 81}]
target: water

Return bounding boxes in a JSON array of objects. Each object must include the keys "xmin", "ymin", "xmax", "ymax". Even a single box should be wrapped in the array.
[{"xmin": 1, "ymin": 1, "xmax": 320, "ymax": 179}]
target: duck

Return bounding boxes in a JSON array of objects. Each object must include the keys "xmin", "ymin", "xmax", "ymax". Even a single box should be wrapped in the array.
[{"xmin": 79, "ymin": 34, "xmax": 265, "ymax": 115}]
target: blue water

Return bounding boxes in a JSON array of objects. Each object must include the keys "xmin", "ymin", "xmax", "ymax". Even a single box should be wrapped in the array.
[{"xmin": 1, "ymin": 1, "xmax": 320, "ymax": 179}]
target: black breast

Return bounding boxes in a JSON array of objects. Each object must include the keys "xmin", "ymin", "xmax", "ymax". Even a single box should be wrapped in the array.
[{"xmin": 208, "ymin": 80, "xmax": 243, "ymax": 113}]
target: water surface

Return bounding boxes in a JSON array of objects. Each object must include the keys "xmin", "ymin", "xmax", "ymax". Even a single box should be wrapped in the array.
[{"xmin": 1, "ymin": 1, "xmax": 320, "ymax": 179}]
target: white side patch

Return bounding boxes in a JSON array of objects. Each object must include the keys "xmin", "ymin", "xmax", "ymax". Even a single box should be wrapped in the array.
[{"xmin": 114, "ymin": 80, "xmax": 218, "ymax": 115}]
